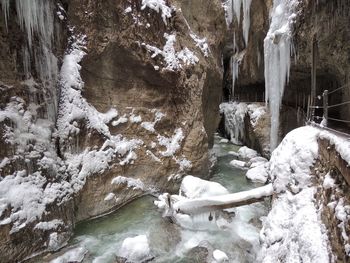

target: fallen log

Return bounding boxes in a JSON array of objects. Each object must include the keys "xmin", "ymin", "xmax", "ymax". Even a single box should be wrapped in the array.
[{"xmin": 171, "ymin": 184, "xmax": 274, "ymax": 215}]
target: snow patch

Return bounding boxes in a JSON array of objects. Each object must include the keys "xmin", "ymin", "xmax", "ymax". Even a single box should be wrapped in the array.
[
  {"xmin": 111, "ymin": 176, "xmax": 144, "ymax": 191},
  {"xmin": 323, "ymin": 172, "xmax": 335, "ymax": 189},
  {"xmin": 34, "ymin": 219, "xmax": 63, "ymax": 231},
  {"xmin": 157, "ymin": 128, "xmax": 184, "ymax": 157},
  {"xmin": 190, "ymin": 32, "xmax": 210, "ymax": 57},
  {"xmin": 141, "ymin": 0, "xmax": 173, "ymax": 25},
  {"xmin": 144, "ymin": 33, "xmax": 198, "ymax": 71},
  {"xmin": 104, "ymin": 193, "xmax": 116, "ymax": 202}
]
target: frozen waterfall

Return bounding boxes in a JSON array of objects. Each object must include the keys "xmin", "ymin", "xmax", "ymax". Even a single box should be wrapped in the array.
[
  {"xmin": 264, "ymin": 0, "xmax": 299, "ymax": 150},
  {"xmin": 1, "ymin": 0, "xmax": 58, "ymax": 121}
]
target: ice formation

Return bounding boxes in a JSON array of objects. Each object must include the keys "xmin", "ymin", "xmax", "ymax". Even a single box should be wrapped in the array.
[
  {"xmin": 225, "ymin": 0, "xmax": 252, "ymax": 45},
  {"xmin": 264, "ymin": 0, "xmax": 299, "ymax": 150},
  {"xmin": 220, "ymin": 102, "xmax": 248, "ymax": 144},
  {"xmin": 223, "ymin": 0, "xmax": 252, "ymax": 96},
  {"xmin": 1, "ymin": 0, "xmax": 59, "ymax": 121},
  {"xmin": 220, "ymin": 102, "xmax": 266, "ymax": 145}
]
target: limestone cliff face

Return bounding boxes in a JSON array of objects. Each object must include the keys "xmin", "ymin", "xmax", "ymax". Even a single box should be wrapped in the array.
[
  {"xmin": 0, "ymin": 0, "xmax": 225, "ymax": 261},
  {"xmin": 64, "ymin": 0, "xmax": 226, "ymax": 220}
]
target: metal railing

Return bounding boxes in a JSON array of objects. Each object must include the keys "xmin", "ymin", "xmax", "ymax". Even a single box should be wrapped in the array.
[{"xmin": 308, "ymin": 83, "xmax": 350, "ymax": 127}]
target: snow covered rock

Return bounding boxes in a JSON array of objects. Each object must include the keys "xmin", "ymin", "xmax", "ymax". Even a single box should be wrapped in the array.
[
  {"xmin": 229, "ymin": 159, "xmax": 248, "ymax": 169},
  {"xmin": 119, "ymin": 235, "xmax": 151, "ymax": 262},
  {"xmin": 237, "ymin": 146, "xmax": 258, "ymax": 160},
  {"xmin": 213, "ymin": 249, "xmax": 229, "ymax": 262},
  {"xmin": 259, "ymin": 126, "xmax": 332, "ymax": 262},
  {"xmin": 180, "ymin": 175, "xmax": 229, "ymax": 199},
  {"xmin": 246, "ymin": 163, "xmax": 269, "ymax": 183}
]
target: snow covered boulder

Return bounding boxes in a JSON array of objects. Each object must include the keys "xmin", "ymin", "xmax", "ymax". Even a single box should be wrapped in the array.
[
  {"xmin": 119, "ymin": 235, "xmax": 151, "ymax": 262},
  {"xmin": 249, "ymin": 156, "xmax": 268, "ymax": 167},
  {"xmin": 229, "ymin": 159, "xmax": 248, "ymax": 169},
  {"xmin": 237, "ymin": 146, "xmax": 258, "ymax": 160},
  {"xmin": 180, "ymin": 175, "xmax": 229, "ymax": 199},
  {"xmin": 246, "ymin": 164, "xmax": 269, "ymax": 183}
]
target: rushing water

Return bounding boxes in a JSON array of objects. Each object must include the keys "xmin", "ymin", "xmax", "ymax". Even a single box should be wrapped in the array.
[{"xmin": 42, "ymin": 134, "xmax": 268, "ymax": 263}]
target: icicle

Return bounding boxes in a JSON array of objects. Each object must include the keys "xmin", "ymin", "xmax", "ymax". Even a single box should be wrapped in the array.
[
  {"xmin": 15, "ymin": 0, "xmax": 55, "ymax": 50},
  {"xmin": 231, "ymin": 57, "xmax": 239, "ymax": 98},
  {"xmin": 1, "ymin": 0, "xmax": 9, "ymax": 30},
  {"xmin": 225, "ymin": 0, "xmax": 233, "ymax": 25},
  {"xmin": 13, "ymin": 0, "xmax": 58, "ymax": 121},
  {"xmin": 23, "ymin": 46, "xmax": 31, "ymax": 78},
  {"xmin": 233, "ymin": 0, "xmax": 242, "ymax": 23},
  {"xmin": 242, "ymin": 0, "xmax": 252, "ymax": 45},
  {"xmin": 264, "ymin": 0, "xmax": 299, "ymax": 150}
]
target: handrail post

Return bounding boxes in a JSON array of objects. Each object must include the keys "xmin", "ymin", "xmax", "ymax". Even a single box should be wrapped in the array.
[
  {"xmin": 306, "ymin": 95, "xmax": 311, "ymax": 122},
  {"xmin": 323, "ymin": 90, "xmax": 328, "ymax": 127}
]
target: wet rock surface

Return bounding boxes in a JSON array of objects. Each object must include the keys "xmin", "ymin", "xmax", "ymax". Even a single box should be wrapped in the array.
[{"xmin": 0, "ymin": 0, "xmax": 225, "ymax": 261}]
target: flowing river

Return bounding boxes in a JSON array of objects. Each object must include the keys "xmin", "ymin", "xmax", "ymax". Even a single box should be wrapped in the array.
[{"xmin": 40, "ymin": 134, "xmax": 269, "ymax": 263}]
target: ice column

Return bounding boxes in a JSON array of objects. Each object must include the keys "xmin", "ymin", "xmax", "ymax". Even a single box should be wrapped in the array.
[{"xmin": 264, "ymin": 0, "xmax": 299, "ymax": 150}]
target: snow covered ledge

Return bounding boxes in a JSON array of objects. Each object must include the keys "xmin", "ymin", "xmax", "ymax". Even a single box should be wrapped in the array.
[{"xmin": 259, "ymin": 126, "xmax": 350, "ymax": 261}]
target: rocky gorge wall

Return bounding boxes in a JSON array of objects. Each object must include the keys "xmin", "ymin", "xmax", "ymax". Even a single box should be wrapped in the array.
[
  {"xmin": 0, "ymin": 0, "xmax": 226, "ymax": 261},
  {"xmin": 313, "ymin": 137, "xmax": 350, "ymax": 262}
]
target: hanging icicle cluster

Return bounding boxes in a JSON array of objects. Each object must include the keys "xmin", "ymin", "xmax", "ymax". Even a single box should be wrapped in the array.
[
  {"xmin": 225, "ymin": 0, "xmax": 252, "ymax": 46},
  {"xmin": 224, "ymin": 0, "xmax": 252, "ymax": 99},
  {"xmin": 0, "ymin": 0, "xmax": 59, "ymax": 121},
  {"xmin": 264, "ymin": 0, "xmax": 299, "ymax": 150}
]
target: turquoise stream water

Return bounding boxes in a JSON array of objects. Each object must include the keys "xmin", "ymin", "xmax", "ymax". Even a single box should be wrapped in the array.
[{"xmin": 41, "ymin": 134, "xmax": 268, "ymax": 263}]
